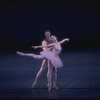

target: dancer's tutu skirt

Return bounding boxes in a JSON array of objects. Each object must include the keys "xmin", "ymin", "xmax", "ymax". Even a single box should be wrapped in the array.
[{"xmin": 40, "ymin": 51, "xmax": 63, "ymax": 68}]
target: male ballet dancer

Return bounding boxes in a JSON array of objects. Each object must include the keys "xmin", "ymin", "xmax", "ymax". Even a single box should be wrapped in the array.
[{"xmin": 31, "ymin": 30, "xmax": 53, "ymax": 90}]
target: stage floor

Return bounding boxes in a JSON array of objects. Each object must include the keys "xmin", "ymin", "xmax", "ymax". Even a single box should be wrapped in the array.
[{"xmin": 0, "ymin": 48, "xmax": 100, "ymax": 99}]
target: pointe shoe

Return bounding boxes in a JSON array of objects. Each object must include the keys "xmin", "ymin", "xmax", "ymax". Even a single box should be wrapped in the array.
[
  {"xmin": 32, "ymin": 82, "xmax": 37, "ymax": 88},
  {"xmin": 17, "ymin": 51, "xmax": 24, "ymax": 56}
]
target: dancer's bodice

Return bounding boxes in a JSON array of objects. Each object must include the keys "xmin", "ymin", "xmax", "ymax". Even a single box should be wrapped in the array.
[{"xmin": 53, "ymin": 43, "xmax": 61, "ymax": 55}]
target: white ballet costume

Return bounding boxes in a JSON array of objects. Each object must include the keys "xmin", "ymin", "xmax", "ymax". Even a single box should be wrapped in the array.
[{"xmin": 40, "ymin": 43, "xmax": 63, "ymax": 68}]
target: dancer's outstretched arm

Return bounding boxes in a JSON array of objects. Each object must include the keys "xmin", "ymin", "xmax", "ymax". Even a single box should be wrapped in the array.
[
  {"xmin": 32, "ymin": 43, "xmax": 55, "ymax": 49},
  {"xmin": 58, "ymin": 38, "xmax": 69, "ymax": 44}
]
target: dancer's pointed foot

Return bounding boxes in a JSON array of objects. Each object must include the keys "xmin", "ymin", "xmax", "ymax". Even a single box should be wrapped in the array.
[
  {"xmin": 47, "ymin": 83, "xmax": 52, "ymax": 91},
  {"xmin": 48, "ymin": 87, "xmax": 51, "ymax": 91},
  {"xmin": 17, "ymin": 51, "xmax": 24, "ymax": 56},
  {"xmin": 53, "ymin": 84, "xmax": 58, "ymax": 90},
  {"xmin": 32, "ymin": 82, "xmax": 37, "ymax": 88}
]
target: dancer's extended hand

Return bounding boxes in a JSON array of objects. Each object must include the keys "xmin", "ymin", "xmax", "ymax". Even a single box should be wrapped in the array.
[
  {"xmin": 31, "ymin": 46, "xmax": 38, "ymax": 49},
  {"xmin": 66, "ymin": 38, "xmax": 69, "ymax": 42}
]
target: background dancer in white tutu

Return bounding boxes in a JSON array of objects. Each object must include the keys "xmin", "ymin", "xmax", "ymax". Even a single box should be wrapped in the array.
[{"xmin": 17, "ymin": 35, "xmax": 69, "ymax": 91}]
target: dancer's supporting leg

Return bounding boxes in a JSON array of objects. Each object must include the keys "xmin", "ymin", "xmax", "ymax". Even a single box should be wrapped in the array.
[
  {"xmin": 32, "ymin": 59, "xmax": 47, "ymax": 88},
  {"xmin": 52, "ymin": 67, "xmax": 58, "ymax": 89},
  {"xmin": 17, "ymin": 51, "xmax": 48, "ymax": 88},
  {"xmin": 47, "ymin": 60, "xmax": 53, "ymax": 91}
]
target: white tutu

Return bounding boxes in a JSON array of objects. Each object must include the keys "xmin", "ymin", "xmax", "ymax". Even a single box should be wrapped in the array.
[{"xmin": 40, "ymin": 51, "xmax": 63, "ymax": 68}]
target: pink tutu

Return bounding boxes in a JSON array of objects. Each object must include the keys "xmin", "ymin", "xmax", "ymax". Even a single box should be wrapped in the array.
[{"xmin": 40, "ymin": 51, "xmax": 63, "ymax": 68}]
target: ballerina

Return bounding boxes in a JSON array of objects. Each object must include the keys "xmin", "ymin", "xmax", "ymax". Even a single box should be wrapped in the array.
[{"xmin": 17, "ymin": 35, "xmax": 69, "ymax": 91}]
